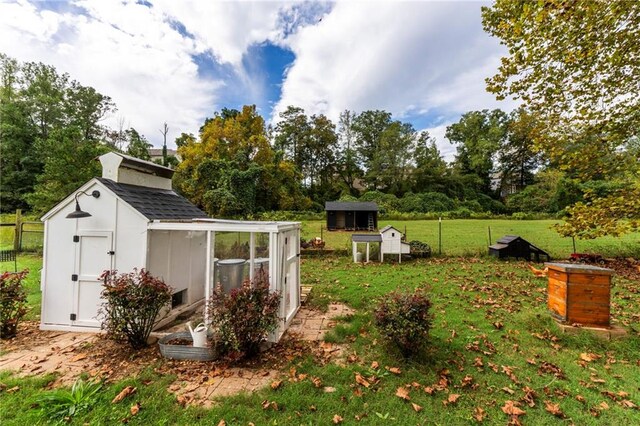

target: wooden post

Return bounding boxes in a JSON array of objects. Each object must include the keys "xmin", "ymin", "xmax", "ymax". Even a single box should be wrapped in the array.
[
  {"xmin": 14, "ymin": 209, "xmax": 22, "ymax": 251},
  {"xmin": 366, "ymin": 242, "xmax": 370, "ymax": 263},
  {"xmin": 352, "ymin": 241, "xmax": 357, "ymax": 263},
  {"xmin": 488, "ymin": 226, "xmax": 492, "ymax": 246}
]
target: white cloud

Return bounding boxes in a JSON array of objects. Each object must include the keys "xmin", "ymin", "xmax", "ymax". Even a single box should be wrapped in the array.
[
  {"xmin": 423, "ymin": 123, "xmax": 456, "ymax": 163},
  {"xmin": 0, "ymin": 0, "xmax": 221, "ymax": 148},
  {"xmin": 274, "ymin": 1, "xmax": 517, "ymax": 125}
]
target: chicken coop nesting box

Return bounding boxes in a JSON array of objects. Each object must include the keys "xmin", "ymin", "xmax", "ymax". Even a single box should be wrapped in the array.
[{"xmin": 545, "ymin": 262, "xmax": 614, "ymax": 328}]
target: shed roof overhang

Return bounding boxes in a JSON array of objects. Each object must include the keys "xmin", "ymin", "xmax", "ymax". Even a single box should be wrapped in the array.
[{"xmin": 147, "ymin": 218, "xmax": 301, "ymax": 233}]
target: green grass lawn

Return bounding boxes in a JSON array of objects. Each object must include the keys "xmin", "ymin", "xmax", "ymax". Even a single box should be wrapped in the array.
[
  {"xmin": 301, "ymin": 219, "xmax": 640, "ymax": 258},
  {"xmin": 1, "ymin": 253, "xmax": 639, "ymax": 425}
]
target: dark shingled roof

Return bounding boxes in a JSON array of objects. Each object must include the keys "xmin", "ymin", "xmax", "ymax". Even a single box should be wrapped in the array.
[
  {"xmin": 97, "ymin": 177, "xmax": 208, "ymax": 220},
  {"xmin": 497, "ymin": 235, "xmax": 521, "ymax": 244},
  {"xmin": 325, "ymin": 201, "xmax": 378, "ymax": 211},
  {"xmin": 352, "ymin": 234, "xmax": 382, "ymax": 243}
]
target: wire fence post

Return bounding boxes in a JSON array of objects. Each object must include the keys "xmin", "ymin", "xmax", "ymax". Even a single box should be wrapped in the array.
[
  {"xmin": 488, "ymin": 226, "xmax": 492, "ymax": 246},
  {"xmin": 438, "ymin": 216, "xmax": 442, "ymax": 256},
  {"xmin": 572, "ymin": 236, "xmax": 576, "ymax": 254}
]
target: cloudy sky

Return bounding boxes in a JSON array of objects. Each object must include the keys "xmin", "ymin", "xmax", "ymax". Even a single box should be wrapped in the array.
[{"xmin": 0, "ymin": 0, "xmax": 516, "ymax": 159}]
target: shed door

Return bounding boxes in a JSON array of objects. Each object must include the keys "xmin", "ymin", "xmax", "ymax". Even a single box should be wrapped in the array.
[{"xmin": 73, "ymin": 231, "xmax": 113, "ymax": 327}]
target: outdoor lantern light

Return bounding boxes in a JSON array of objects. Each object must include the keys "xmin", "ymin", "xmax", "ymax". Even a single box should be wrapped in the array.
[{"xmin": 66, "ymin": 190, "xmax": 100, "ymax": 219}]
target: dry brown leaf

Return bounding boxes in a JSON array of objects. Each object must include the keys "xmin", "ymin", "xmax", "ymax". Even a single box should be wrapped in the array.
[
  {"xmin": 217, "ymin": 420, "xmax": 226, "ymax": 426},
  {"xmin": 355, "ymin": 373, "xmax": 370, "ymax": 388},
  {"xmin": 501, "ymin": 400, "xmax": 526, "ymax": 416},
  {"xmin": 387, "ymin": 367, "xmax": 402, "ymax": 375},
  {"xmin": 526, "ymin": 358, "xmax": 537, "ymax": 365},
  {"xmin": 311, "ymin": 377, "xmax": 322, "ymax": 388},
  {"xmin": 424, "ymin": 386, "xmax": 435, "ymax": 395},
  {"xmin": 580, "ymin": 353, "xmax": 601, "ymax": 362},
  {"xmin": 473, "ymin": 406, "xmax": 486, "ymax": 422},
  {"xmin": 395, "ymin": 387, "xmax": 411, "ymax": 401},
  {"xmin": 6, "ymin": 386, "xmax": 20, "ymax": 394},
  {"xmin": 590, "ymin": 377, "xmax": 606, "ymax": 384},
  {"xmin": 443, "ymin": 393, "xmax": 461, "ymax": 406},
  {"xmin": 71, "ymin": 353, "xmax": 87, "ymax": 362},
  {"xmin": 576, "ymin": 395, "xmax": 586, "ymax": 403},
  {"xmin": 621, "ymin": 400, "xmax": 638, "ymax": 409},
  {"xmin": 270, "ymin": 380, "xmax": 283, "ymax": 390},
  {"xmin": 502, "ymin": 387, "xmax": 515, "ymax": 395},
  {"xmin": 411, "ymin": 402, "xmax": 423, "ymax": 412},
  {"xmin": 332, "ymin": 414, "xmax": 343, "ymax": 424},
  {"xmin": 130, "ymin": 402, "xmax": 140, "ymax": 416},
  {"xmin": 324, "ymin": 386, "xmax": 336, "ymax": 393},
  {"xmin": 176, "ymin": 395, "xmax": 187, "ymax": 407},
  {"xmin": 370, "ymin": 361, "xmax": 379, "ymax": 369},
  {"xmin": 599, "ymin": 401, "xmax": 610, "ymax": 410},
  {"xmin": 112, "ymin": 386, "xmax": 137, "ymax": 404},
  {"xmin": 544, "ymin": 401, "xmax": 564, "ymax": 418}
]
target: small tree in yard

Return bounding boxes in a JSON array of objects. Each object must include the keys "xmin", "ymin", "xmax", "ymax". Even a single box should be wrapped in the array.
[
  {"xmin": 207, "ymin": 274, "xmax": 280, "ymax": 358},
  {"xmin": 374, "ymin": 289, "xmax": 433, "ymax": 358},
  {"xmin": 0, "ymin": 270, "xmax": 29, "ymax": 338},
  {"xmin": 99, "ymin": 269, "xmax": 172, "ymax": 349}
]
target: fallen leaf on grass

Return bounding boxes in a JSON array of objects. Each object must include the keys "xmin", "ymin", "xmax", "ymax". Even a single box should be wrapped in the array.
[
  {"xmin": 502, "ymin": 387, "xmax": 515, "ymax": 395},
  {"xmin": 386, "ymin": 367, "xmax": 401, "ymax": 375},
  {"xmin": 6, "ymin": 386, "xmax": 20, "ymax": 393},
  {"xmin": 112, "ymin": 386, "xmax": 136, "ymax": 404},
  {"xmin": 443, "ymin": 393, "xmax": 460, "ymax": 406},
  {"xmin": 576, "ymin": 395, "xmax": 586, "ymax": 403},
  {"xmin": 411, "ymin": 402, "xmax": 423, "ymax": 412},
  {"xmin": 501, "ymin": 400, "xmax": 526, "ymax": 416},
  {"xmin": 130, "ymin": 402, "xmax": 140, "ymax": 416},
  {"xmin": 370, "ymin": 361, "xmax": 379, "ymax": 369},
  {"xmin": 311, "ymin": 377, "xmax": 322, "ymax": 388},
  {"xmin": 355, "ymin": 373, "xmax": 370, "ymax": 388},
  {"xmin": 332, "ymin": 414, "xmax": 343, "ymax": 424},
  {"xmin": 621, "ymin": 400, "xmax": 638, "ymax": 409},
  {"xmin": 599, "ymin": 401, "xmax": 610, "ymax": 410},
  {"xmin": 395, "ymin": 387, "xmax": 411, "ymax": 401},
  {"xmin": 423, "ymin": 386, "xmax": 435, "ymax": 395},
  {"xmin": 544, "ymin": 401, "xmax": 565, "ymax": 418},
  {"xmin": 217, "ymin": 420, "xmax": 226, "ymax": 426},
  {"xmin": 473, "ymin": 407, "xmax": 486, "ymax": 422},
  {"xmin": 270, "ymin": 380, "xmax": 283, "ymax": 390},
  {"xmin": 580, "ymin": 353, "xmax": 601, "ymax": 362},
  {"xmin": 324, "ymin": 387, "xmax": 336, "ymax": 393}
]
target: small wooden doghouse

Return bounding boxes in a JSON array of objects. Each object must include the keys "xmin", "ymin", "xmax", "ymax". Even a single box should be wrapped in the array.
[
  {"xmin": 325, "ymin": 201, "xmax": 378, "ymax": 231},
  {"xmin": 546, "ymin": 262, "xmax": 613, "ymax": 328},
  {"xmin": 489, "ymin": 235, "xmax": 550, "ymax": 262}
]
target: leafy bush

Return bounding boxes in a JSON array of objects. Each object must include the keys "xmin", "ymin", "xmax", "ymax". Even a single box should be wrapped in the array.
[
  {"xmin": 99, "ymin": 269, "xmax": 172, "ymax": 349},
  {"xmin": 207, "ymin": 274, "xmax": 280, "ymax": 358},
  {"xmin": 0, "ymin": 270, "xmax": 29, "ymax": 338},
  {"xmin": 37, "ymin": 378, "xmax": 102, "ymax": 422},
  {"xmin": 373, "ymin": 289, "xmax": 433, "ymax": 358}
]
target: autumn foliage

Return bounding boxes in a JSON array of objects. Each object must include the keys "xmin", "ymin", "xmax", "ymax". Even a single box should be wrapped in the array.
[
  {"xmin": 99, "ymin": 269, "xmax": 172, "ymax": 349},
  {"xmin": 207, "ymin": 274, "xmax": 280, "ymax": 358},
  {"xmin": 0, "ymin": 270, "xmax": 29, "ymax": 338},
  {"xmin": 373, "ymin": 289, "xmax": 433, "ymax": 358}
]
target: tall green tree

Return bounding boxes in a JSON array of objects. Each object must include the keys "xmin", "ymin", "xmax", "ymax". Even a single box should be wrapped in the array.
[
  {"xmin": 125, "ymin": 128, "xmax": 152, "ymax": 160},
  {"xmin": 1, "ymin": 54, "xmax": 115, "ymax": 213},
  {"xmin": 336, "ymin": 110, "xmax": 362, "ymax": 195},
  {"xmin": 368, "ymin": 121, "xmax": 415, "ymax": 195},
  {"xmin": 412, "ymin": 132, "xmax": 450, "ymax": 194},
  {"xmin": 482, "ymin": 0, "xmax": 640, "ymax": 237},
  {"xmin": 446, "ymin": 109, "xmax": 508, "ymax": 195},
  {"xmin": 351, "ymin": 110, "xmax": 393, "ymax": 189}
]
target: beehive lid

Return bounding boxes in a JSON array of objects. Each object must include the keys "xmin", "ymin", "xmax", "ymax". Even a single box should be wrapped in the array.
[{"xmin": 545, "ymin": 262, "xmax": 614, "ymax": 275}]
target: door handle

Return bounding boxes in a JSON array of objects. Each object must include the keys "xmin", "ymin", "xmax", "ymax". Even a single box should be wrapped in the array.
[{"xmin": 107, "ymin": 251, "xmax": 115, "ymax": 255}]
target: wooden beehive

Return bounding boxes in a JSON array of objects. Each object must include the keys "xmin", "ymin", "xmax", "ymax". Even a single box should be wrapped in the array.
[{"xmin": 546, "ymin": 262, "xmax": 614, "ymax": 328}]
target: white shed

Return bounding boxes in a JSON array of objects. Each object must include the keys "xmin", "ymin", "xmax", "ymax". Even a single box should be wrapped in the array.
[
  {"xmin": 380, "ymin": 225, "xmax": 410, "ymax": 263},
  {"xmin": 40, "ymin": 152, "xmax": 300, "ymax": 341}
]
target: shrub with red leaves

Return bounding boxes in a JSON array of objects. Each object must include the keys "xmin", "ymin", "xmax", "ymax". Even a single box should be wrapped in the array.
[
  {"xmin": 0, "ymin": 270, "xmax": 29, "ymax": 338},
  {"xmin": 374, "ymin": 289, "xmax": 433, "ymax": 358},
  {"xmin": 99, "ymin": 269, "xmax": 172, "ymax": 349},
  {"xmin": 207, "ymin": 274, "xmax": 280, "ymax": 358}
]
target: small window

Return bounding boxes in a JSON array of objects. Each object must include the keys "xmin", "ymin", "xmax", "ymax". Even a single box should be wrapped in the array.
[
  {"xmin": 392, "ymin": 232, "xmax": 395, "ymax": 237},
  {"xmin": 172, "ymin": 289, "xmax": 187, "ymax": 308}
]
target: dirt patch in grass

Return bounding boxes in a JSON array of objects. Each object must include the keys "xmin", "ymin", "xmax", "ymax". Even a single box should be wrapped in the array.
[{"xmin": 0, "ymin": 303, "xmax": 356, "ymax": 405}]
